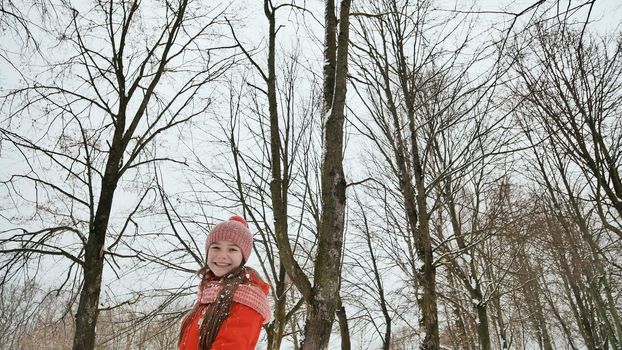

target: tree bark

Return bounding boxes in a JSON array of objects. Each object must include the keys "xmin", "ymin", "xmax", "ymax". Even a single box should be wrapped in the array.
[
  {"xmin": 72, "ymin": 138, "xmax": 123, "ymax": 349},
  {"xmin": 475, "ymin": 300, "xmax": 491, "ymax": 350},
  {"xmin": 71, "ymin": 1, "xmax": 188, "ymax": 347},
  {"xmin": 300, "ymin": 0, "xmax": 352, "ymax": 349},
  {"xmin": 267, "ymin": 266, "xmax": 288, "ymax": 350},
  {"xmin": 337, "ymin": 303, "xmax": 351, "ymax": 350}
]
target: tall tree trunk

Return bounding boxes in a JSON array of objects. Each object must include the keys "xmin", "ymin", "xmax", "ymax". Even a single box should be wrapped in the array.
[
  {"xmin": 411, "ymin": 158, "xmax": 438, "ymax": 349},
  {"xmin": 72, "ymin": 144, "xmax": 123, "ymax": 349},
  {"xmin": 72, "ymin": 231, "xmax": 105, "ymax": 350},
  {"xmin": 259, "ymin": 3, "xmax": 300, "ymax": 349},
  {"xmin": 300, "ymin": 0, "xmax": 351, "ymax": 348},
  {"xmin": 267, "ymin": 266, "xmax": 288, "ymax": 350},
  {"xmin": 442, "ymin": 182, "xmax": 492, "ymax": 350},
  {"xmin": 404, "ymin": 23, "xmax": 439, "ymax": 350},
  {"xmin": 392, "ymin": 100, "xmax": 439, "ymax": 350},
  {"xmin": 475, "ymin": 300, "xmax": 491, "ymax": 350},
  {"xmin": 491, "ymin": 282, "xmax": 509, "ymax": 350},
  {"xmin": 337, "ymin": 301, "xmax": 351, "ymax": 350},
  {"xmin": 260, "ymin": 0, "xmax": 352, "ymax": 348}
]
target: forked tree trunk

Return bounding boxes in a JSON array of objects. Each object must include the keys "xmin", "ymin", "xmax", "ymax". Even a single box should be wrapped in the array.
[
  {"xmin": 259, "ymin": 0, "xmax": 352, "ymax": 348},
  {"xmin": 300, "ymin": 0, "xmax": 352, "ymax": 349}
]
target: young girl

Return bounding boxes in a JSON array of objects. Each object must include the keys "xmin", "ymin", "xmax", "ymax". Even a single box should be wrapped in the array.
[{"xmin": 179, "ymin": 216, "xmax": 271, "ymax": 349}]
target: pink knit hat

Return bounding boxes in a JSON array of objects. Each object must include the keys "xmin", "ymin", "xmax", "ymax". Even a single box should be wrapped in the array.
[{"xmin": 205, "ymin": 216, "xmax": 253, "ymax": 262}]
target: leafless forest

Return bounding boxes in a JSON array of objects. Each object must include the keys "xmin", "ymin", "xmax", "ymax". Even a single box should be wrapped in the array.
[{"xmin": 1, "ymin": 0, "xmax": 621, "ymax": 349}]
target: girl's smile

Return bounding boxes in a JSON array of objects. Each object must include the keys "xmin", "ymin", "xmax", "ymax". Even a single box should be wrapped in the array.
[{"xmin": 207, "ymin": 240, "xmax": 243, "ymax": 276}]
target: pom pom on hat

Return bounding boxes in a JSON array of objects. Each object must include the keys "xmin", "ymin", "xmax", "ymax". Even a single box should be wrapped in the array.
[
  {"xmin": 228, "ymin": 215, "xmax": 248, "ymax": 228},
  {"xmin": 206, "ymin": 215, "xmax": 253, "ymax": 262}
]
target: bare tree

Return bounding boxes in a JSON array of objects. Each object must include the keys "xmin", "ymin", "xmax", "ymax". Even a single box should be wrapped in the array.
[
  {"xmin": 343, "ymin": 189, "xmax": 400, "ymax": 350},
  {"xmin": 302, "ymin": 0, "xmax": 352, "ymax": 347},
  {"xmin": 508, "ymin": 19, "xmax": 622, "ymax": 348},
  {"xmin": 0, "ymin": 0, "xmax": 236, "ymax": 348},
  {"xmin": 510, "ymin": 23, "xmax": 622, "ymax": 232},
  {"xmin": 348, "ymin": 0, "xmax": 514, "ymax": 347},
  {"xmin": 225, "ymin": 0, "xmax": 353, "ymax": 348}
]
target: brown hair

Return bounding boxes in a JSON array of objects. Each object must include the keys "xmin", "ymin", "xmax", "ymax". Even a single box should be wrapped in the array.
[{"xmin": 178, "ymin": 264, "xmax": 248, "ymax": 349}]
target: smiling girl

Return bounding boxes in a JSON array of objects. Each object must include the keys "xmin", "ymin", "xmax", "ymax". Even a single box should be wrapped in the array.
[{"xmin": 178, "ymin": 216, "xmax": 271, "ymax": 349}]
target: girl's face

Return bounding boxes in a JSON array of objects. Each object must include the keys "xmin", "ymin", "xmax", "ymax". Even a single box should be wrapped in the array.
[{"xmin": 207, "ymin": 240, "xmax": 243, "ymax": 276}]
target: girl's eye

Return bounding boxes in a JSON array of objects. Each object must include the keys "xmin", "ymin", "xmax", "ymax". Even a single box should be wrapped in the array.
[
  {"xmin": 229, "ymin": 248, "xmax": 238, "ymax": 252},
  {"xmin": 211, "ymin": 246, "xmax": 220, "ymax": 250}
]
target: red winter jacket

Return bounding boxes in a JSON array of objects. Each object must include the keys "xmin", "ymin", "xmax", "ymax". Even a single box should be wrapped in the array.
[{"xmin": 179, "ymin": 269, "xmax": 270, "ymax": 350}]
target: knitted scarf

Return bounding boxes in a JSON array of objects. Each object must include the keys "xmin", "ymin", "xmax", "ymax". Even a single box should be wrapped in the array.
[
  {"xmin": 179, "ymin": 266, "xmax": 270, "ymax": 349},
  {"xmin": 198, "ymin": 278, "xmax": 271, "ymax": 324}
]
